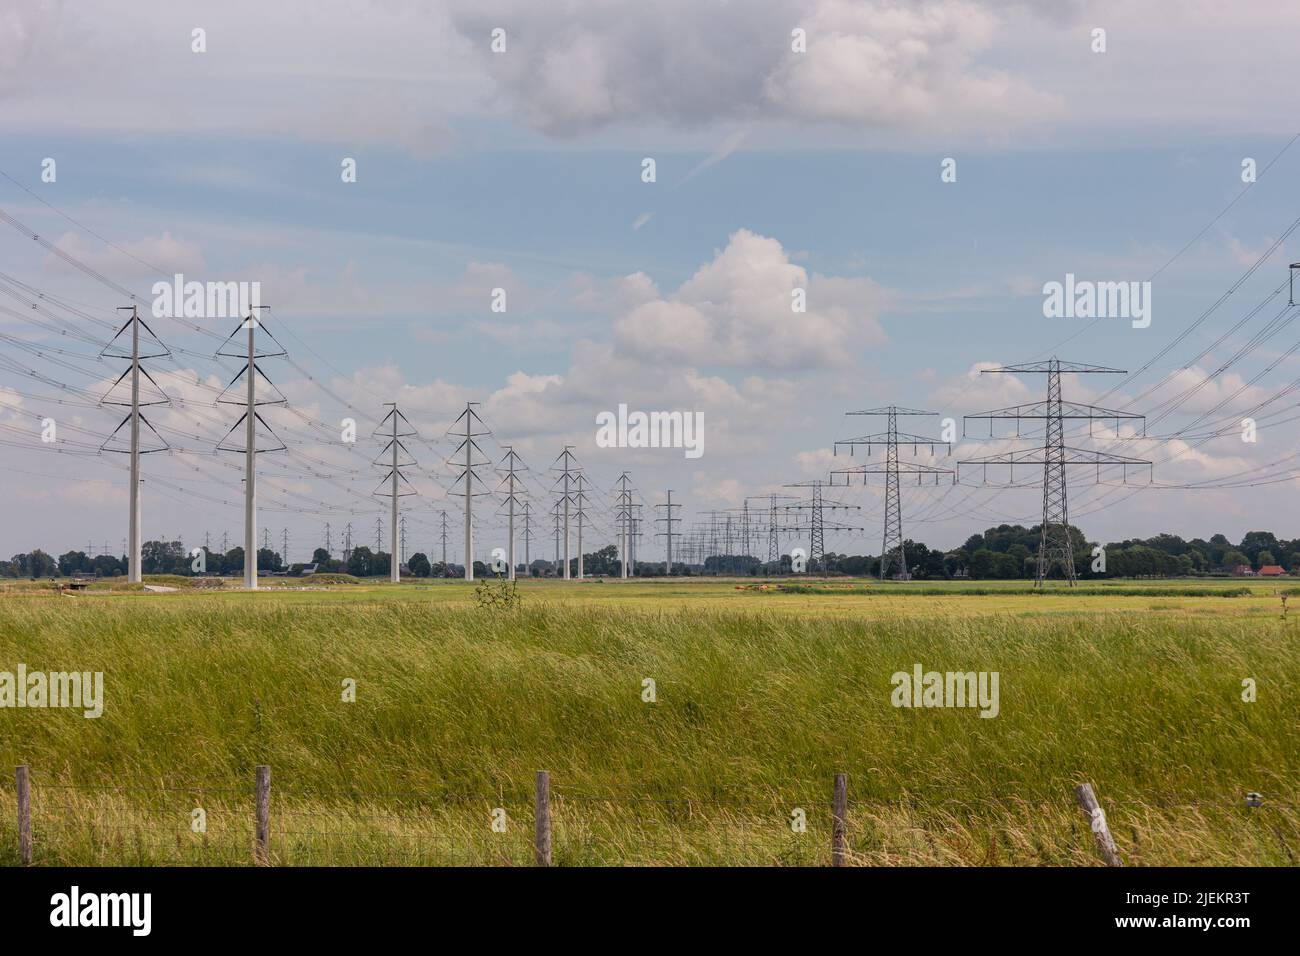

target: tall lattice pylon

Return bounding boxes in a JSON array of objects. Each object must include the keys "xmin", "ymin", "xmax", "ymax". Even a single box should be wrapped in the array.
[
  {"xmin": 614, "ymin": 472, "xmax": 635, "ymax": 578},
  {"xmin": 99, "ymin": 305, "xmax": 172, "ymax": 584},
  {"xmin": 521, "ymin": 501, "xmax": 532, "ymax": 569},
  {"xmin": 214, "ymin": 308, "xmax": 286, "ymax": 590},
  {"xmin": 551, "ymin": 446, "xmax": 581, "ymax": 580},
  {"xmin": 746, "ymin": 494, "xmax": 796, "ymax": 564},
  {"xmin": 573, "ymin": 472, "xmax": 590, "ymax": 579},
  {"xmin": 831, "ymin": 406, "xmax": 953, "ymax": 581},
  {"xmin": 1039, "ymin": 365, "xmax": 1072, "ymax": 584},
  {"xmin": 654, "ymin": 490, "xmax": 682, "ymax": 575},
  {"xmin": 372, "ymin": 403, "xmax": 418, "ymax": 583},
  {"xmin": 496, "ymin": 446, "xmax": 528, "ymax": 580},
  {"xmin": 959, "ymin": 358, "xmax": 1151, "ymax": 586},
  {"xmin": 780, "ymin": 480, "xmax": 862, "ymax": 572},
  {"xmin": 446, "ymin": 403, "xmax": 493, "ymax": 580}
]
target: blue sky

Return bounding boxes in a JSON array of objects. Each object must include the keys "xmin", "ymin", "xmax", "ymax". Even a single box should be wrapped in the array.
[{"xmin": 2, "ymin": 0, "xmax": 1299, "ymax": 563}]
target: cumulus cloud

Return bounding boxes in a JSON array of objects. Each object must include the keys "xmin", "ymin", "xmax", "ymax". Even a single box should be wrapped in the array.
[
  {"xmin": 761, "ymin": 0, "xmax": 1060, "ymax": 126},
  {"xmin": 4, "ymin": 0, "xmax": 1298, "ymax": 150},
  {"xmin": 613, "ymin": 228, "xmax": 886, "ymax": 369},
  {"xmin": 931, "ymin": 361, "xmax": 1037, "ymax": 416},
  {"xmin": 449, "ymin": 0, "xmax": 1062, "ymax": 135},
  {"xmin": 1136, "ymin": 366, "xmax": 1274, "ymax": 419},
  {"xmin": 569, "ymin": 271, "xmax": 659, "ymax": 314}
]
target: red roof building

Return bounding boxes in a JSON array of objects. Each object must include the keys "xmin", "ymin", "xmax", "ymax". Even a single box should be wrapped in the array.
[{"xmin": 1258, "ymin": 565, "xmax": 1287, "ymax": 576}]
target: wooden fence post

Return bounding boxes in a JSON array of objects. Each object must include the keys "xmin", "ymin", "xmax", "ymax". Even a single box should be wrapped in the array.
[
  {"xmin": 832, "ymin": 772, "xmax": 847, "ymax": 867},
  {"xmin": 534, "ymin": 771, "xmax": 552, "ymax": 867},
  {"xmin": 1075, "ymin": 782, "xmax": 1123, "ymax": 867},
  {"xmin": 255, "ymin": 765, "xmax": 271, "ymax": 866},
  {"xmin": 16, "ymin": 766, "xmax": 31, "ymax": 866}
]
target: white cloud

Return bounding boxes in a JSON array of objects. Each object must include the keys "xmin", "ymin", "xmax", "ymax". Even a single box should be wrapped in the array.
[
  {"xmin": 3, "ymin": 0, "xmax": 1298, "ymax": 150},
  {"xmin": 762, "ymin": 1, "xmax": 1061, "ymax": 127},
  {"xmin": 613, "ymin": 228, "xmax": 887, "ymax": 369},
  {"xmin": 929, "ymin": 361, "xmax": 1029, "ymax": 415},
  {"xmin": 448, "ymin": 0, "xmax": 1062, "ymax": 136},
  {"xmin": 44, "ymin": 231, "xmax": 206, "ymax": 279}
]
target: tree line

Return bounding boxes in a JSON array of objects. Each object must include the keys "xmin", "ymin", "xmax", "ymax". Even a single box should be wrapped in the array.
[{"xmin": 3, "ymin": 526, "xmax": 1297, "ymax": 580}]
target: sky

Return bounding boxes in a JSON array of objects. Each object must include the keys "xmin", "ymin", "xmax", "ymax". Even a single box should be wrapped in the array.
[{"xmin": 1, "ymin": 0, "xmax": 1299, "ymax": 565}]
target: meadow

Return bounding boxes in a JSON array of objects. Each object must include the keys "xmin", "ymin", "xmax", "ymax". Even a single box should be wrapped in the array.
[{"xmin": 0, "ymin": 575, "xmax": 1296, "ymax": 866}]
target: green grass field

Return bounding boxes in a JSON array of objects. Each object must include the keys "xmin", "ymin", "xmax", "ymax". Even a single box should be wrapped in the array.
[{"xmin": 1, "ymin": 576, "xmax": 1296, "ymax": 866}]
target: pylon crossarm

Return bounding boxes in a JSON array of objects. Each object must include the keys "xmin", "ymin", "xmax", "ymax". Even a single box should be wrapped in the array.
[
  {"xmin": 958, "ymin": 447, "xmax": 1151, "ymax": 466},
  {"xmin": 835, "ymin": 430, "xmax": 948, "ymax": 446},
  {"xmin": 833, "ymin": 462, "xmax": 954, "ymax": 475},
  {"xmin": 965, "ymin": 400, "xmax": 1145, "ymax": 421},
  {"xmin": 981, "ymin": 360, "xmax": 1126, "ymax": 375},
  {"xmin": 845, "ymin": 406, "xmax": 938, "ymax": 416}
]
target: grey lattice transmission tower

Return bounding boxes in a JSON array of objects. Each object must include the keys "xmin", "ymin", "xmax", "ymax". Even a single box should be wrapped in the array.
[
  {"xmin": 780, "ymin": 479, "xmax": 863, "ymax": 572},
  {"xmin": 958, "ymin": 358, "xmax": 1151, "ymax": 586},
  {"xmin": 99, "ymin": 305, "xmax": 172, "ymax": 584},
  {"xmin": 446, "ymin": 403, "xmax": 493, "ymax": 580},
  {"xmin": 832, "ymin": 406, "xmax": 953, "ymax": 580},
  {"xmin": 551, "ymin": 446, "xmax": 582, "ymax": 580},
  {"xmin": 496, "ymin": 446, "xmax": 528, "ymax": 580},
  {"xmin": 214, "ymin": 308, "xmax": 286, "ymax": 590},
  {"xmin": 655, "ymin": 491, "xmax": 682, "ymax": 575},
  {"xmin": 372, "ymin": 403, "xmax": 418, "ymax": 583}
]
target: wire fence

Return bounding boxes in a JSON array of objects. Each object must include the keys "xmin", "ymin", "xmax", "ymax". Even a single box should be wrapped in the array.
[{"xmin": 5, "ymin": 765, "xmax": 1296, "ymax": 867}]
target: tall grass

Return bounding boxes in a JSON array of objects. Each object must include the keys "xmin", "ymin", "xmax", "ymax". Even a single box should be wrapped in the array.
[{"xmin": 0, "ymin": 591, "xmax": 1295, "ymax": 865}]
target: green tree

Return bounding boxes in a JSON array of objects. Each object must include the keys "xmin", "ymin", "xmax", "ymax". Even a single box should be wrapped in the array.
[
  {"xmin": 1222, "ymin": 549, "xmax": 1249, "ymax": 570},
  {"xmin": 91, "ymin": 554, "xmax": 123, "ymax": 576},
  {"xmin": 222, "ymin": 547, "xmax": 244, "ymax": 575},
  {"xmin": 582, "ymin": 545, "xmax": 619, "ymax": 576},
  {"xmin": 57, "ymin": 550, "xmax": 90, "ymax": 576},
  {"xmin": 26, "ymin": 549, "xmax": 58, "ymax": 578},
  {"xmin": 969, "ymin": 548, "xmax": 998, "ymax": 579},
  {"xmin": 347, "ymin": 546, "xmax": 374, "ymax": 577},
  {"xmin": 1239, "ymin": 531, "xmax": 1280, "ymax": 563}
]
